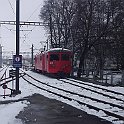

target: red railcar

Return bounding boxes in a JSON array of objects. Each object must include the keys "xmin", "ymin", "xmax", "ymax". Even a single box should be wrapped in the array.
[{"xmin": 34, "ymin": 48, "xmax": 72, "ymax": 77}]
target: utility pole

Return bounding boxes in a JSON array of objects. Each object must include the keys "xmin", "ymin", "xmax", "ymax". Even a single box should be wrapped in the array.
[
  {"xmin": 15, "ymin": 0, "xmax": 21, "ymax": 94},
  {"xmin": 46, "ymin": 39, "xmax": 48, "ymax": 50},
  {"xmin": 31, "ymin": 44, "xmax": 34, "ymax": 67}
]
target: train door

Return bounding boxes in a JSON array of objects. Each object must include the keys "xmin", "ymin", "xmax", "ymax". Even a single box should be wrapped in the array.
[
  {"xmin": 46, "ymin": 53, "xmax": 49, "ymax": 72},
  {"xmin": 42, "ymin": 53, "xmax": 45, "ymax": 72},
  {"xmin": 43, "ymin": 52, "xmax": 49, "ymax": 73},
  {"xmin": 34, "ymin": 55, "xmax": 37, "ymax": 70}
]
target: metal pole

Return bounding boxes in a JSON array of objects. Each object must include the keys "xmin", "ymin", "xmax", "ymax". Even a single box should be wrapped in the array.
[
  {"xmin": 31, "ymin": 44, "xmax": 34, "ymax": 67},
  {"xmin": 15, "ymin": 0, "xmax": 21, "ymax": 94},
  {"xmin": 46, "ymin": 39, "xmax": 48, "ymax": 50}
]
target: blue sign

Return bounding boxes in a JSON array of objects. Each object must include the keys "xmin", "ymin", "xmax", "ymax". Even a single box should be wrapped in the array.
[{"xmin": 13, "ymin": 55, "xmax": 22, "ymax": 68}]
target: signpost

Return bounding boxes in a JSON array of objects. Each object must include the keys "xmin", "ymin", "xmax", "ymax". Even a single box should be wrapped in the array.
[
  {"xmin": 13, "ymin": 55, "xmax": 22, "ymax": 68},
  {"xmin": 12, "ymin": 55, "xmax": 22, "ymax": 95},
  {"xmin": 15, "ymin": 0, "xmax": 21, "ymax": 94}
]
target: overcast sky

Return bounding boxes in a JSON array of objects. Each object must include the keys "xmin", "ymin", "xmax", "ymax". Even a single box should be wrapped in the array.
[{"xmin": 0, "ymin": 0, "xmax": 47, "ymax": 57}]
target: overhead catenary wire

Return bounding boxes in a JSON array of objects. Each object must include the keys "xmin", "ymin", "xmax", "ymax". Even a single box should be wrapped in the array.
[
  {"xmin": 1, "ymin": 0, "xmax": 15, "ymax": 36},
  {"xmin": 26, "ymin": 2, "xmax": 43, "ymax": 21},
  {"xmin": 1, "ymin": 1, "xmax": 46, "ymax": 53},
  {"xmin": 5, "ymin": 0, "xmax": 44, "ymax": 44},
  {"xmin": 20, "ymin": 1, "xmax": 45, "ymax": 51},
  {"xmin": 7, "ymin": 0, "xmax": 15, "ymax": 15},
  {"xmin": 21, "ymin": 1, "xmax": 44, "ymax": 39},
  {"xmin": 2, "ymin": 25, "xmax": 15, "ymax": 35},
  {"xmin": 0, "ymin": 5, "xmax": 15, "ymax": 44}
]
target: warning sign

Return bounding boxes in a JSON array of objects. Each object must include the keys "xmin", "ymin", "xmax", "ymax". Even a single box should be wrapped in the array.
[{"xmin": 13, "ymin": 55, "xmax": 22, "ymax": 68}]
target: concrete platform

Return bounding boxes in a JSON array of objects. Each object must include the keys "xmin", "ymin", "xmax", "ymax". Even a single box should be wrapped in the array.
[{"xmin": 17, "ymin": 94, "xmax": 112, "ymax": 124}]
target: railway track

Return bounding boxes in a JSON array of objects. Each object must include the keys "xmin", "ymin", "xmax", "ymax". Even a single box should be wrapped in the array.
[
  {"xmin": 0, "ymin": 68, "xmax": 24, "ymax": 97},
  {"xmin": 0, "ymin": 66, "xmax": 9, "ymax": 81},
  {"xmin": 59, "ymin": 78, "xmax": 124, "ymax": 103},
  {"xmin": 22, "ymin": 71, "xmax": 124, "ymax": 123},
  {"xmin": 64, "ymin": 78, "xmax": 124, "ymax": 96}
]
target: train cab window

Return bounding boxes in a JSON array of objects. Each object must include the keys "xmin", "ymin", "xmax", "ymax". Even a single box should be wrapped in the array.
[
  {"xmin": 50, "ymin": 54, "xmax": 59, "ymax": 61},
  {"xmin": 61, "ymin": 54, "xmax": 70, "ymax": 61}
]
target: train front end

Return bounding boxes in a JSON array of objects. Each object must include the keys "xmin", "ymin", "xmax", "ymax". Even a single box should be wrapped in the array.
[{"xmin": 47, "ymin": 48, "xmax": 72, "ymax": 77}]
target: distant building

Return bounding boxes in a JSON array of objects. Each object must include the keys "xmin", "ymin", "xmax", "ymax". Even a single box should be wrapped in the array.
[{"xmin": 0, "ymin": 44, "xmax": 2, "ymax": 67}]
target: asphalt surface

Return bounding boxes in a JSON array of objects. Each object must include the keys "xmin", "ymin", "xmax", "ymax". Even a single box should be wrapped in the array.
[{"xmin": 16, "ymin": 94, "xmax": 112, "ymax": 124}]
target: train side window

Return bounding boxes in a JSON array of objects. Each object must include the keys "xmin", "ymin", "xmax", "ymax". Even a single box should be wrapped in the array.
[
  {"xmin": 61, "ymin": 54, "xmax": 69, "ymax": 61},
  {"xmin": 50, "ymin": 54, "xmax": 59, "ymax": 61}
]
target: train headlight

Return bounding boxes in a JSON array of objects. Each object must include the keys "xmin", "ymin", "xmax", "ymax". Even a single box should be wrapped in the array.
[
  {"xmin": 50, "ymin": 62, "xmax": 53, "ymax": 65},
  {"xmin": 49, "ymin": 61, "xmax": 55, "ymax": 67}
]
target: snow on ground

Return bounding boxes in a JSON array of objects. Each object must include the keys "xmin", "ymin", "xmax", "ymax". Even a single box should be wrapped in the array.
[
  {"xmin": 0, "ymin": 101, "xmax": 29, "ymax": 124},
  {"xmin": 0, "ymin": 68, "xmax": 124, "ymax": 124}
]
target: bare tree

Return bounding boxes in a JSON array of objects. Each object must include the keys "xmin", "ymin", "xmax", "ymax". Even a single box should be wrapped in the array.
[
  {"xmin": 40, "ymin": 0, "xmax": 124, "ymax": 84},
  {"xmin": 40, "ymin": 0, "xmax": 76, "ymax": 48}
]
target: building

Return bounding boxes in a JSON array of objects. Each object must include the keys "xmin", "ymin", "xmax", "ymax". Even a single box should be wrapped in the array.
[{"xmin": 0, "ymin": 44, "xmax": 2, "ymax": 67}]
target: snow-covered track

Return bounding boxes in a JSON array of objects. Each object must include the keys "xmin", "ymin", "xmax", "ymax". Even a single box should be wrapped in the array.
[
  {"xmin": 59, "ymin": 78, "xmax": 124, "ymax": 103},
  {"xmin": 0, "ymin": 66, "xmax": 9, "ymax": 81},
  {"xmin": 0, "ymin": 65, "xmax": 8, "ymax": 73},
  {"xmin": 0, "ymin": 70, "xmax": 25, "ymax": 98},
  {"xmin": 65, "ymin": 78, "xmax": 124, "ymax": 96},
  {"xmin": 0, "ymin": 72, "xmax": 25, "ymax": 87},
  {"xmin": 22, "ymin": 72, "xmax": 124, "ymax": 122}
]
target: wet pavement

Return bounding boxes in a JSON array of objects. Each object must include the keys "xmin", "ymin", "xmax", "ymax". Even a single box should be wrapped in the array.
[{"xmin": 17, "ymin": 94, "xmax": 112, "ymax": 124}]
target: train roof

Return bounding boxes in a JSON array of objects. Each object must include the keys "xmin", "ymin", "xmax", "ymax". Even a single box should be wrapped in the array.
[
  {"xmin": 47, "ymin": 48, "xmax": 71, "ymax": 52},
  {"xmin": 35, "ymin": 48, "xmax": 71, "ymax": 56}
]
